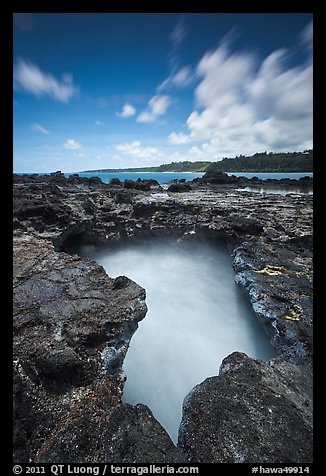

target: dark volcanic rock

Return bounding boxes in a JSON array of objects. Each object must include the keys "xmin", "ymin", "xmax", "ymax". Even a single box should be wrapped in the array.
[
  {"xmin": 49, "ymin": 171, "xmax": 66, "ymax": 184},
  {"xmin": 13, "ymin": 173, "xmax": 313, "ymax": 463},
  {"xmin": 232, "ymin": 216, "xmax": 264, "ymax": 235},
  {"xmin": 88, "ymin": 176, "xmax": 103, "ymax": 186},
  {"xmin": 98, "ymin": 404, "xmax": 187, "ymax": 463},
  {"xmin": 168, "ymin": 182, "xmax": 192, "ymax": 192},
  {"xmin": 110, "ymin": 177, "xmax": 122, "ymax": 186},
  {"xmin": 34, "ymin": 401, "xmax": 186, "ymax": 463},
  {"xmin": 13, "ymin": 236, "xmax": 185, "ymax": 462},
  {"xmin": 115, "ymin": 191, "xmax": 133, "ymax": 204},
  {"xmin": 122, "ymin": 179, "xmax": 157, "ymax": 191},
  {"xmin": 13, "ymin": 236, "xmax": 147, "ymax": 390},
  {"xmin": 199, "ymin": 170, "xmax": 313, "ymax": 192},
  {"xmin": 233, "ymin": 242, "xmax": 313, "ymax": 364},
  {"xmin": 201, "ymin": 171, "xmax": 234, "ymax": 184},
  {"xmin": 123, "ymin": 179, "xmax": 137, "ymax": 189},
  {"xmin": 179, "ymin": 352, "xmax": 313, "ymax": 463}
]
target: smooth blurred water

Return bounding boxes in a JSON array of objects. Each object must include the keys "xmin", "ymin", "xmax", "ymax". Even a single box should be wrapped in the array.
[
  {"xmin": 236, "ymin": 186, "xmax": 313, "ymax": 195},
  {"xmin": 81, "ymin": 238, "xmax": 275, "ymax": 443},
  {"xmin": 228, "ymin": 172, "xmax": 313, "ymax": 180}
]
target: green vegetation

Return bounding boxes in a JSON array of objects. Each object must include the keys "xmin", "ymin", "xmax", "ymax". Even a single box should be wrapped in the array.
[
  {"xmin": 155, "ymin": 161, "xmax": 212, "ymax": 172},
  {"xmin": 206, "ymin": 150, "xmax": 313, "ymax": 173},
  {"xmin": 81, "ymin": 161, "xmax": 212, "ymax": 173},
  {"xmin": 81, "ymin": 150, "xmax": 313, "ymax": 174}
]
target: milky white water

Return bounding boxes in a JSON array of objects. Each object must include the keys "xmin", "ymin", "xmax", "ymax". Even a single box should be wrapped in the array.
[{"xmin": 80, "ymin": 238, "xmax": 275, "ymax": 443}]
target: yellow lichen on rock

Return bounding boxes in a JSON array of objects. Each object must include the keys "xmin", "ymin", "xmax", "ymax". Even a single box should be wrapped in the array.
[
  {"xmin": 256, "ymin": 265, "xmax": 289, "ymax": 276},
  {"xmin": 280, "ymin": 309, "xmax": 300, "ymax": 321}
]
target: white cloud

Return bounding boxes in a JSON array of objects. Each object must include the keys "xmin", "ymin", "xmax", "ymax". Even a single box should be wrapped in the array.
[
  {"xmin": 149, "ymin": 96, "xmax": 171, "ymax": 115},
  {"xmin": 249, "ymin": 50, "xmax": 313, "ymax": 121},
  {"xmin": 187, "ymin": 145, "xmax": 208, "ymax": 161},
  {"xmin": 136, "ymin": 111, "xmax": 154, "ymax": 123},
  {"xmin": 63, "ymin": 139, "xmax": 82, "ymax": 150},
  {"xmin": 14, "ymin": 59, "xmax": 79, "ymax": 103},
  {"xmin": 170, "ymin": 17, "xmax": 187, "ymax": 47},
  {"xmin": 112, "ymin": 141, "xmax": 210, "ymax": 166},
  {"xmin": 95, "ymin": 120, "xmax": 105, "ymax": 126},
  {"xmin": 161, "ymin": 17, "xmax": 190, "ymax": 93},
  {"xmin": 169, "ymin": 33, "xmax": 312, "ymax": 159},
  {"xmin": 116, "ymin": 103, "xmax": 136, "ymax": 118},
  {"xmin": 31, "ymin": 123, "xmax": 49, "ymax": 134},
  {"xmin": 300, "ymin": 20, "xmax": 313, "ymax": 47},
  {"xmin": 195, "ymin": 45, "xmax": 254, "ymax": 111},
  {"xmin": 137, "ymin": 95, "xmax": 171, "ymax": 123},
  {"xmin": 115, "ymin": 140, "xmax": 164, "ymax": 160},
  {"xmin": 168, "ymin": 131, "xmax": 191, "ymax": 144},
  {"xmin": 158, "ymin": 66, "xmax": 193, "ymax": 91}
]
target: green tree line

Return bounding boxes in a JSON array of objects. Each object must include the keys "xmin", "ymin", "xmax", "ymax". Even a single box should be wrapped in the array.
[
  {"xmin": 206, "ymin": 150, "xmax": 313, "ymax": 173},
  {"xmin": 81, "ymin": 150, "xmax": 313, "ymax": 174}
]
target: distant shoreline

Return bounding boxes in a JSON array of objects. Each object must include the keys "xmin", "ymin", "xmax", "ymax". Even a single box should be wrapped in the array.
[
  {"xmin": 78, "ymin": 169, "xmax": 313, "ymax": 174},
  {"xmin": 79, "ymin": 151, "xmax": 313, "ymax": 175}
]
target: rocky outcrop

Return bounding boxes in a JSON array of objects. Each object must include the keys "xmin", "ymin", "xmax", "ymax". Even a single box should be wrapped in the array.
[
  {"xmin": 199, "ymin": 171, "xmax": 238, "ymax": 184},
  {"xmin": 168, "ymin": 181, "xmax": 192, "ymax": 193},
  {"xmin": 92, "ymin": 404, "xmax": 186, "ymax": 463},
  {"xmin": 32, "ymin": 402, "xmax": 185, "ymax": 463},
  {"xmin": 13, "ymin": 173, "xmax": 313, "ymax": 463},
  {"xmin": 198, "ymin": 170, "xmax": 313, "ymax": 192},
  {"xmin": 179, "ymin": 352, "xmax": 313, "ymax": 463},
  {"xmin": 232, "ymin": 242, "xmax": 313, "ymax": 364},
  {"xmin": 13, "ymin": 235, "xmax": 186, "ymax": 462}
]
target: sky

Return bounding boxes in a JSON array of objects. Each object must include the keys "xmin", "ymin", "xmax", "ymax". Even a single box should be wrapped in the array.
[{"xmin": 13, "ymin": 13, "xmax": 313, "ymax": 173}]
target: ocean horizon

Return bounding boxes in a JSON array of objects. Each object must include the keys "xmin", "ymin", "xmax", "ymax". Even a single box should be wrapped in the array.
[
  {"xmin": 15, "ymin": 171, "xmax": 313, "ymax": 184},
  {"xmin": 66, "ymin": 171, "xmax": 313, "ymax": 184}
]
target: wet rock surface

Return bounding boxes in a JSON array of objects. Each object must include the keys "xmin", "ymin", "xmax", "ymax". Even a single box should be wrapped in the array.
[
  {"xmin": 179, "ymin": 352, "xmax": 313, "ymax": 463},
  {"xmin": 13, "ymin": 235, "xmax": 186, "ymax": 462},
  {"xmin": 13, "ymin": 173, "xmax": 313, "ymax": 462}
]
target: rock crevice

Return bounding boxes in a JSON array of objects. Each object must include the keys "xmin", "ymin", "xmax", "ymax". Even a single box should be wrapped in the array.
[{"xmin": 13, "ymin": 173, "xmax": 313, "ymax": 462}]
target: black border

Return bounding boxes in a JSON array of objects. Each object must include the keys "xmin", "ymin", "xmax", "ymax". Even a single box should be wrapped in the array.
[{"xmin": 6, "ymin": 2, "xmax": 318, "ymax": 469}]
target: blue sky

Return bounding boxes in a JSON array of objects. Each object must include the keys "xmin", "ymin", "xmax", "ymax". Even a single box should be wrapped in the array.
[{"xmin": 13, "ymin": 13, "xmax": 313, "ymax": 173}]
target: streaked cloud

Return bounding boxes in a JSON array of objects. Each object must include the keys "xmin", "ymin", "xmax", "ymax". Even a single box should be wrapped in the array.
[
  {"xmin": 158, "ymin": 66, "xmax": 194, "ymax": 91},
  {"xmin": 167, "ymin": 17, "xmax": 189, "ymax": 81},
  {"xmin": 137, "ymin": 95, "xmax": 171, "ymax": 123},
  {"xmin": 31, "ymin": 123, "xmax": 49, "ymax": 134},
  {"xmin": 169, "ymin": 24, "xmax": 313, "ymax": 158},
  {"xmin": 63, "ymin": 139, "xmax": 82, "ymax": 150},
  {"xmin": 14, "ymin": 59, "xmax": 79, "ymax": 102},
  {"xmin": 13, "ymin": 16, "xmax": 313, "ymax": 173},
  {"xmin": 300, "ymin": 20, "xmax": 313, "ymax": 47},
  {"xmin": 170, "ymin": 17, "xmax": 187, "ymax": 47},
  {"xmin": 116, "ymin": 103, "xmax": 136, "ymax": 118}
]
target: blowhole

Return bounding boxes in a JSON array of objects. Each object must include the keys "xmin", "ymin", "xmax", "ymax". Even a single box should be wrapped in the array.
[{"xmin": 68, "ymin": 235, "xmax": 276, "ymax": 443}]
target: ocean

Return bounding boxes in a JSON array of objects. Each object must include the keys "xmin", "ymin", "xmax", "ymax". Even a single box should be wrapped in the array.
[
  {"xmin": 65, "ymin": 171, "xmax": 205, "ymax": 183},
  {"xmin": 65, "ymin": 171, "xmax": 313, "ymax": 184}
]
